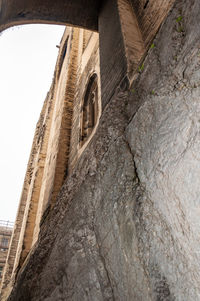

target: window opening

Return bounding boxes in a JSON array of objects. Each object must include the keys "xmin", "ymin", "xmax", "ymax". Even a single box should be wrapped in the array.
[
  {"xmin": 0, "ymin": 266, "xmax": 3, "ymax": 278},
  {"xmin": 80, "ymin": 74, "xmax": 98, "ymax": 146},
  {"xmin": 1, "ymin": 237, "xmax": 9, "ymax": 248}
]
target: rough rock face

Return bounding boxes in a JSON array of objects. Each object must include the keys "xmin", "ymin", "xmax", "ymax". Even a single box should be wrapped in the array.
[{"xmin": 8, "ymin": 0, "xmax": 200, "ymax": 300}]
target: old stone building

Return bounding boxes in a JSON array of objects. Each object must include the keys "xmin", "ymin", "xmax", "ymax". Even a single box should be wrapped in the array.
[
  {"xmin": 1, "ymin": 0, "xmax": 200, "ymax": 300},
  {"xmin": 0, "ymin": 221, "xmax": 13, "ymax": 287},
  {"xmin": 0, "ymin": 26, "xmax": 101, "ymax": 300}
]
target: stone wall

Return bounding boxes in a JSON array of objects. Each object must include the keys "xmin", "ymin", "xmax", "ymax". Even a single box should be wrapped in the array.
[
  {"xmin": 5, "ymin": 0, "xmax": 200, "ymax": 300},
  {"xmin": 0, "ymin": 85, "xmax": 55, "ymax": 299},
  {"xmin": 69, "ymin": 30, "xmax": 101, "ymax": 172},
  {"xmin": 0, "ymin": 224, "xmax": 13, "ymax": 288},
  {"xmin": 0, "ymin": 27, "xmax": 101, "ymax": 300}
]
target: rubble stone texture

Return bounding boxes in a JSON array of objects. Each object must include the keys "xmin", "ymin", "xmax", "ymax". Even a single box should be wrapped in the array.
[{"xmin": 2, "ymin": 0, "xmax": 200, "ymax": 300}]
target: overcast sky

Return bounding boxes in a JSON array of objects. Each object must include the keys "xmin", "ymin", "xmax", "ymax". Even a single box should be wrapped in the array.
[{"xmin": 0, "ymin": 24, "xmax": 65, "ymax": 222}]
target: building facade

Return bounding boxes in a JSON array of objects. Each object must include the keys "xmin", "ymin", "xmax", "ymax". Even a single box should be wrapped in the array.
[
  {"xmin": 0, "ymin": 26, "xmax": 101, "ymax": 299},
  {"xmin": 0, "ymin": 221, "xmax": 13, "ymax": 288}
]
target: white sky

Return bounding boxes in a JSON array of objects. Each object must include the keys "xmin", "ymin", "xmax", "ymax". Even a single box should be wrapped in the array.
[{"xmin": 0, "ymin": 24, "xmax": 65, "ymax": 222}]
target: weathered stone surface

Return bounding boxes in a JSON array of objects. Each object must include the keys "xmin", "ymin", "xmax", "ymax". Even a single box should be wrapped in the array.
[
  {"xmin": 6, "ymin": 0, "xmax": 200, "ymax": 300},
  {"xmin": 0, "ymin": 223, "xmax": 13, "ymax": 287},
  {"xmin": 98, "ymin": 0, "xmax": 128, "ymax": 109}
]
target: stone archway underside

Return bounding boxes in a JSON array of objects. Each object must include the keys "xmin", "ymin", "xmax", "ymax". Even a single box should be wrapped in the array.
[{"xmin": 0, "ymin": 0, "xmax": 100, "ymax": 32}]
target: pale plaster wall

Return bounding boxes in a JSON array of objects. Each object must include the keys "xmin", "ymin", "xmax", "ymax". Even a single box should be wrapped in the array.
[
  {"xmin": 69, "ymin": 32, "xmax": 101, "ymax": 171},
  {"xmin": 36, "ymin": 27, "xmax": 79, "ymax": 215}
]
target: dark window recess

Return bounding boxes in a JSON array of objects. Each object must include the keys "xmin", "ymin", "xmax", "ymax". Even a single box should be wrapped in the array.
[
  {"xmin": 80, "ymin": 74, "xmax": 98, "ymax": 146},
  {"xmin": 1, "ymin": 237, "xmax": 9, "ymax": 248},
  {"xmin": 0, "ymin": 266, "xmax": 3, "ymax": 278}
]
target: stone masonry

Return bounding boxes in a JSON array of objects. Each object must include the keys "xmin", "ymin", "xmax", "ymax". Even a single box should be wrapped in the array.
[
  {"xmin": 0, "ymin": 222, "xmax": 13, "ymax": 288},
  {"xmin": 1, "ymin": 0, "xmax": 200, "ymax": 300}
]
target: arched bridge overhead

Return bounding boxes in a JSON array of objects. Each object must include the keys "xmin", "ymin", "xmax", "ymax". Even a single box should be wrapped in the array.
[{"xmin": 0, "ymin": 0, "xmax": 100, "ymax": 32}]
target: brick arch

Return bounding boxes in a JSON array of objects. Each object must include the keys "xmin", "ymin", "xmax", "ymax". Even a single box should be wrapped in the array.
[{"xmin": 0, "ymin": 0, "xmax": 100, "ymax": 33}]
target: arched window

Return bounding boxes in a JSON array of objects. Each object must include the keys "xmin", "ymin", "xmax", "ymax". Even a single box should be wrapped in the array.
[{"xmin": 80, "ymin": 74, "xmax": 98, "ymax": 146}]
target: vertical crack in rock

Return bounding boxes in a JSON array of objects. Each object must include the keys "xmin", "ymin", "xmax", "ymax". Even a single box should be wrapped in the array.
[
  {"xmin": 93, "ymin": 226, "xmax": 115, "ymax": 300},
  {"xmin": 123, "ymin": 136, "xmax": 141, "ymax": 184}
]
